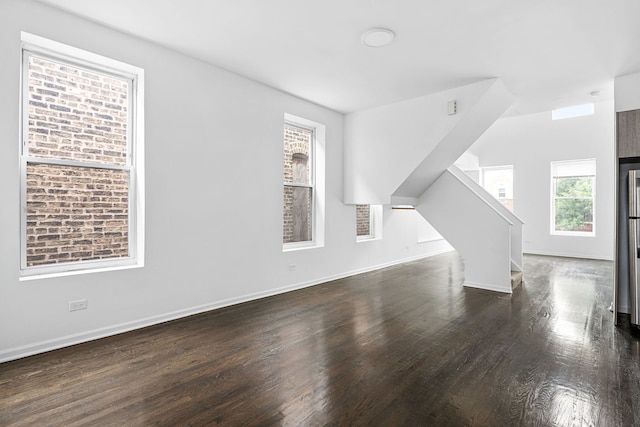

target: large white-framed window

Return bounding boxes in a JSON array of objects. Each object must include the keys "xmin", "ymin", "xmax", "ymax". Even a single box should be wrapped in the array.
[
  {"xmin": 20, "ymin": 33, "xmax": 145, "ymax": 279},
  {"xmin": 356, "ymin": 204, "xmax": 382, "ymax": 242},
  {"xmin": 282, "ymin": 114, "xmax": 325, "ymax": 251},
  {"xmin": 551, "ymin": 159, "xmax": 595, "ymax": 236}
]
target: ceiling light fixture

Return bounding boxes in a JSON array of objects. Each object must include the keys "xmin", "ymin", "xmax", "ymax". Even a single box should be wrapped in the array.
[{"xmin": 362, "ymin": 28, "xmax": 395, "ymax": 48}]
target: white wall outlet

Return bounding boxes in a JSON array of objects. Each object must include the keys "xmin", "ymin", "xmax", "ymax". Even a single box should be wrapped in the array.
[
  {"xmin": 69, "ymin": 299, "xmax": 88, "ymax": 312},
  {"xmin": 288, "ymin": 264, "xmax": 297, "ymax": 271}
]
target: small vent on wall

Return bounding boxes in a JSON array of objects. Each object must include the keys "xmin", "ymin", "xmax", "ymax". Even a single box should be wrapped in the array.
[{"xmin": 448, "ymin": 100, "xmax": 457, "ymax": 115}]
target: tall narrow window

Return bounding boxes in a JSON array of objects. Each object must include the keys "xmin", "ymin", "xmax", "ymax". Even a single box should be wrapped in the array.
[
  {"xmin": 283, "ymin": 123, "xmax": 313, "ymax": 244},
  {"xmin": 551, "ymin": 159, "xmax": 595, "ymax": 235},
  {"xmin": 283, "ymin": 115, "xmax": 325, "ymax": 249},
  {"xmin": 20, "ymin": 33, "xmax": 144, "ymax": 278},
  {"xmin": 481, "ymin": 165, "xmax": 514, "ymax": 212}
]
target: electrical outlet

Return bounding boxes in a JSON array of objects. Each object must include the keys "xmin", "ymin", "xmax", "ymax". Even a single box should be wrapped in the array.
[
  {"xmin": 69, "ymin": 299, "xmax": 88, "ymax": 312},
  {"xmin": 288, "ymin": 264, "xmax": 297, "ymax": 271}
]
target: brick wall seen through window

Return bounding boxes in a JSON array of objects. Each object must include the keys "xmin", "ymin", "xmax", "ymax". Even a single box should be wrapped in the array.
[
  {"xmin": 23, "ymin": 52, "xmax": 135, "ymax": 269},
  {"xmin": 283, "ymin": 123, "xmax": 313, "ymax": 244},
  {"xmin": 356, "ymin": 204, "xmax": 371, "ymax": 237}
]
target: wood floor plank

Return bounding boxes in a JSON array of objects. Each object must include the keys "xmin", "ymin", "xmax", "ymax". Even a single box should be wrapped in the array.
[{"xmin": 1, "ymin": 253, "xmax": 639, "ymax": 426}]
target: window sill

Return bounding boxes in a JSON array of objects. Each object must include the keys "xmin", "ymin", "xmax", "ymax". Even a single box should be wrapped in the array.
[
  {"xmin": 356, "ymin": 235, "xmax": 381, "ymax": 243},
  {"xmin": 551, "ymin": 231, "xmax": 596, "ymax": 237},
  {"xmin": 283, "ymin": 242, "xmax": 324, "ymax": 252},
  {"xmin": 20, "ymin": 260, "xmax": 143, "ymax": 281}
]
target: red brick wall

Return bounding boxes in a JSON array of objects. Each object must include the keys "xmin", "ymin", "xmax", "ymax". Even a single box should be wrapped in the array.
[
  {"xmin": 356, "ymin": 204, "xmax": 371, "ymax": 236},
  {"xmin": 25, "ymin": 55, "xmax": 131, "ymax": 267},
  {"xmin": 283, "ymin": 124, "xmax": 312, "ymax": 243}
]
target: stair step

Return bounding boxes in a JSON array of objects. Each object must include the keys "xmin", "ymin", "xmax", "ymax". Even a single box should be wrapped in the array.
[{"xmin": 511, "ymin": 271, "xmax": 523, "ymax": 289}]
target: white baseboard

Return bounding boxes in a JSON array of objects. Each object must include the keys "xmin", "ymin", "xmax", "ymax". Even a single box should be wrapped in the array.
[
  {"xmin": 463, "ymin": 281, "xmax": 512, "ymax": 294},
  {"xmin": 0, "ymin": 247, "xmax": 455, "ymax": 364},
  {"xmin": 524, "ymin": 250, "xmax": 613, "ymax": 261}
]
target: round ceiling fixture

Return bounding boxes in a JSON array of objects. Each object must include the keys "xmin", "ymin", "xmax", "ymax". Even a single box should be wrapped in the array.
[{"xmin": 362, "ymin": 28, "xmax": 395, "ymax": 48}]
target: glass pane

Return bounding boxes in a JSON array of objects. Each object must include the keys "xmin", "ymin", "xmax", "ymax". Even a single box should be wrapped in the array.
[
  {"xmin": 283, "ymin": 186, "xmax": 312, "ymax": 243},
  {"xmin": 555, "ymin": 177, "xmax": 592, "ymax": 198},
  {"xmin": 27, "ymin": 55, "xmax": 129, "ymax": 165},
  {"xmin": 554, "ymin": 198, "xmax": 593, "ymax": 232},
  {"xmin": 356, "ymin": 204, "xmax": 371, "ymax": 236},
  {"xmin": 283, "ymin": 123, "xmax": 312, "ymax": 185},
  {"xmin": 26, "ymin": 163, "xmax": 130, "ymax": 266},
  {"xmin": 481, "ymin": 166, "xmax": 514, "ymax": 212}
]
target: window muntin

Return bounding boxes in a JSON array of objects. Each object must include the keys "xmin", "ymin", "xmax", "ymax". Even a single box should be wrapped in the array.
[
  {"xmin": 283, "ymin": 122, "xmax": 314, "ymax": 244},
  {"xmin": 551, "ymin": 159, "xmax": 595, "ymax": 235},
  {"xmin": 498, "ymin": 186, "xmax": 506, "ymax": 199},
  {"xmin": 20, "ymin": 34, "xmax": 143, "ymax": 277}
]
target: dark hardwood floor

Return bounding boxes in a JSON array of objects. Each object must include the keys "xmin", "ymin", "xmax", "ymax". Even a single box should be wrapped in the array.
[{"xmin": 1, "ymin": 253, "xmax": 639, "ymax": 426}]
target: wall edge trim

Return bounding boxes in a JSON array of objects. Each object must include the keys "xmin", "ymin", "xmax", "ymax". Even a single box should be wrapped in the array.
[{"xmin": 463, "ymin": 281, "xmax": 512, "ymax": 294}]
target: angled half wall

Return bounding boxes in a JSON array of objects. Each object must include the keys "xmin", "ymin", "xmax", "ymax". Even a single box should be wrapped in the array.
[{"xmin": 417, "ymin": 166, "xmax": 524, "ymax": 293}]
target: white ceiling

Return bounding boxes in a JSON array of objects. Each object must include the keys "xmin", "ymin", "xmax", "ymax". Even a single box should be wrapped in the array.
[{"xmin": 37, "ymin": 0, "xmax": 640, "ymax": 114}]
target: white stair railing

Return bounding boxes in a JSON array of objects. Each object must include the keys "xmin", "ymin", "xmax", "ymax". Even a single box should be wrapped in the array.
[
  {"xmin": 448, "ymin": 165, "xmax": 525, "ymax": 272},
  {"xmin": 416, "ymin": 167, "xmax": 522, "ymax": 293}
]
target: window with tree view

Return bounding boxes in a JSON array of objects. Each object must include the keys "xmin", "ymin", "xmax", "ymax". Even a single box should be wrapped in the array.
[{"xmin": 551, "ymin": 159, "xmax": 595, "ymax": 235}]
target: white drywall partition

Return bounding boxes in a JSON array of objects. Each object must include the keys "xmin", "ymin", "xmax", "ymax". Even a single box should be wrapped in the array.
[{"xmin": 417, "ymin": 170, "xmax": 514, "ymax": 293}]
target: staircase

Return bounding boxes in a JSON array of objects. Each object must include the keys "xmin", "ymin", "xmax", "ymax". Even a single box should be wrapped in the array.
[
  {"xmin": 416, "ymin": 166, "xmax": 523, "ymax": 293},
  {"xmin": 344, "ymin": 78, "xmax": 523, "ymax": 293},
  {"xmin": 511, "ymin": 270, "xmax": 523, "ymax": 289},
  {"xmin": 416, "ymin": 165, "xmax": 524, "ymax": 293}
]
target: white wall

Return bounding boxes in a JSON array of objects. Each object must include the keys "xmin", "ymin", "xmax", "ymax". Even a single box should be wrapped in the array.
[
  {"xmin": 615, "ymin": 73, "xmax": 640, "ymax": 112},
  {"xmin": 455, "ymin": 152, "xmax": 480, "ymax": 172},
  {"xmin": 0, "ymin": 0, "xmax": 450, "ymax": 362},
  {"xmin": 470, "ymin": 102, "xmax": 615, "ymax": 260}
]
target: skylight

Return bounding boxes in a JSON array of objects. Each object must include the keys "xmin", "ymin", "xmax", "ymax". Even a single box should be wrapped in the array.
[{"xmin": 551, "ymin": 103, "xmax": 594, "ymax": 120}]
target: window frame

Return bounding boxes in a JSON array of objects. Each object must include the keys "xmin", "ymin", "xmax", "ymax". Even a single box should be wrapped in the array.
[
  {"xmin": 356, "ymin": 204, "xmax": 383, "ymax": 242},
  {"xmin": 480, "ymin": 164, "xmax": 514, "ymax": 211},
  {"xmin": 283, "ymin": 121, "xmax": 315, "ymax": 245},
  {"xmin": 19, "ymin": 32, "xmax": 145, "ymax": 279},
  {"xmin": 550, "ymin": 159, "xmax": 596, "ymax": 237},
  {"xmin": 282, "ymin": 114, "xmax": 325, "ymax": 251}
]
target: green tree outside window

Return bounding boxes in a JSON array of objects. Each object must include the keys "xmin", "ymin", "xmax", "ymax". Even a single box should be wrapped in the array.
[{"xmin": 553, "ymin": 176, "xmax": 594, "ymax": 232}]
